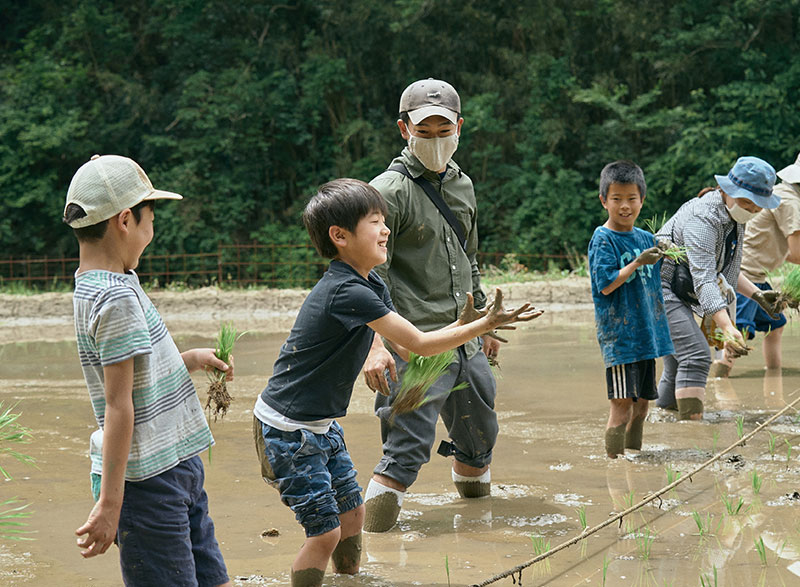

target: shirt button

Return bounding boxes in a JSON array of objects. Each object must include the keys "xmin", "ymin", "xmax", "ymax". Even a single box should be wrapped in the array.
[
  {"xmin": 452, "ymin": 265, "xmax": 456, "ymax": 270},
  {"xmin": 455, "ymin": 292, "xmax": 460, "ymax": 297},
  {"xmin": 446, "ymin": 236, "xmax": 451, "ymax": 242}
]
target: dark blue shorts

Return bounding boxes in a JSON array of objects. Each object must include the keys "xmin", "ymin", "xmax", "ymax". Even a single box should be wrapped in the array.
[
  {"xmin": 254, "ymin": 417, "xmax": 362, "ymax": 537},
  {"xmin": 92, "ymin": 455, "xmax": 228, "ymax": 587},
  {"xmin": 606, "ymin": 359, "xmax": 657, "ymax": 401},
  {"xmin": 735, "ymin": 282, "xmax": 787, "ymax": 339}
]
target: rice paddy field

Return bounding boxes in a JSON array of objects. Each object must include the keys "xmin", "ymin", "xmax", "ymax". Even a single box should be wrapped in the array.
[{"xmin": 1, "ymin": 307, "xmax": 800, "ymax": 586}]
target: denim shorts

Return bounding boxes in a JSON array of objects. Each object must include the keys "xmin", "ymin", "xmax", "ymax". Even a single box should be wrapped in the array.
[
  {"xmin": 253, "ymin": 416, "xmax": 363, "ymax": 537},
  {"xmin": 735, "ymin": 282, "xmax": 787, "ymax": 338},
  {"xmin": 92, "ymin": 455, "xmax": 228, "ymax": 587}
]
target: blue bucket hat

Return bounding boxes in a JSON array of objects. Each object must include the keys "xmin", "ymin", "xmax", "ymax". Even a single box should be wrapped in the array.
[{"xmin": 714, "ymin": 156, "xmax": 779, "ymax": 209}]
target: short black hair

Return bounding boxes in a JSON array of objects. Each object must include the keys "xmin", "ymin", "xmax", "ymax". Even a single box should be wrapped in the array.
[
  {"xmin": 64, "ymin": 200, "xmax": 154, "ymax": 242},
  {"xmin": 599, "ymin": 160, "xmax": 646, "ymax": 201},
  {"xmin": 303, "ymin": 178, "xmax": 388, "ymax": 259}
]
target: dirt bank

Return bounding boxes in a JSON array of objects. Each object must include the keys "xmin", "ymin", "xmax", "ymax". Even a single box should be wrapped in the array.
[{"xmin": 0, "ymin": 277, "xmax": 592, "ymax": 343}]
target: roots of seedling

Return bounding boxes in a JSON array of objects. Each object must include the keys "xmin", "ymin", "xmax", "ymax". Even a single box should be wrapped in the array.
[
  {"xmin": 775, "ymin": 292, "xmax": 800, "ymax": 311},
  {"xmin": 391, "ymin": 384, "xmax": 427, "ymax": 416},
  {"xmin": 206, "ymin": 380, "xmax": 233, "ymax": 421}
]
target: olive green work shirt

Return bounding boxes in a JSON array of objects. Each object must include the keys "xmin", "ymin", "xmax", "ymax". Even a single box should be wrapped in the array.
[{"xmin": 370, "ymin": 147, "xmax": 488, "ymax": 359}]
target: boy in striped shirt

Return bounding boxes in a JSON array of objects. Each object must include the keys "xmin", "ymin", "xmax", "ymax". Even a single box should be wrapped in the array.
[
  {"xmin": 588, "ymin": 161, "xmax": 674, "ymax": 459},
  {"xmin": 64, "ymin": 154, "xmax": 232, "ymax": 587}
]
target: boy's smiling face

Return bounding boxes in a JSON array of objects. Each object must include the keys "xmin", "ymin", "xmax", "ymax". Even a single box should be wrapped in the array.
[
  {"xmin": 331, "ymin": 210, "xmax": 390, "ymax": 278},
  {"xmin": 600, "ymin": 182, "xmax": 643, "ymax": 231}
]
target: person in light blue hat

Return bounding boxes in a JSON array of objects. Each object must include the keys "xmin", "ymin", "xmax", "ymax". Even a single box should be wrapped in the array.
[{"xmin": 655, "ymin": 156, "xmax": 782, "ymax": 420}]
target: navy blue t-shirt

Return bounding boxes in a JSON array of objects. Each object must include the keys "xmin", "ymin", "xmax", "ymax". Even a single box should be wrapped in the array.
[
  {"xmin": 260, "ymin": 260, "xmax": 395, "ymax": 421},
  {"xmin": 588, "ymin": 226, "xmax": 674, "ymax": 367}
]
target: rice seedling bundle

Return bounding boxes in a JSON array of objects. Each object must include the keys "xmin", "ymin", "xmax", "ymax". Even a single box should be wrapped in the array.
[
  {"xmin": 391, "ymin": 351, "xmax": 467, "ymax": 416},
  {"xmin": 778, "ymin": 266, "xmax": 800, "ymax": 309},
  {"xmin": 206, "ymin": 322, "xmax": 239, "ymax": 421}
]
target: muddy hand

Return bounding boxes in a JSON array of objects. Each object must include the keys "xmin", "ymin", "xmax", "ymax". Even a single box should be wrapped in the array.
[
  {"xmin": 656, "ymin": 239, "xmax": 675, "ymax": 252},
  {"xmin": 485, "ymin": 288, "xmax": 539, "ymax": 331},
  {"xmin": 635, "ymin": 246, "xmax": 663, "ymax": 265},
  {"xmin": 752, "ymin": 290, "xmax": 783, "ymax": 319},
  {"xmin": 724, "ymin": 338, "xmax": 750, "ymax": 359},
  {"xmin": 457, "ymin": 292, "xmax": 487, "ymax": 325}
]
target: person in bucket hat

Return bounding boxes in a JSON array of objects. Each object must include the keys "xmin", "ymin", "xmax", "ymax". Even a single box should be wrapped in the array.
[
  {"xmin": 654, "ymin": 156, "xmax": 781, "ymax": 420},
  {"xmin": 710, "ymin": 152, "xmax": 800, "ymax": 379}
]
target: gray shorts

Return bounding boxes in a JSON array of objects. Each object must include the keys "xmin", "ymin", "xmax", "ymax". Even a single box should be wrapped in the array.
[
  {"xmin": 373, "ymin": 345, "xmax": 498, "ymax": 488},
  {"xmin": 656, "ymin": 299, "xmax": 712, "ymax": 408}
]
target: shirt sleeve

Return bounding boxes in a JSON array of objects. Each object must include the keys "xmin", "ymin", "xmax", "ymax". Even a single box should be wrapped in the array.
[
  {"xmin": 682, "ymin": 215, "xmax": 728, "ymax": 315},
  {"xmin": 772, "ymin": 197, "xmax": 800, "ymax": 239},
  {"xmin": 89, "ymin": 286, "xmax": 153, "ymax": 366},
  {"xmin": 329, "ymin": 280, "xmax": 393, "ymax": 330},
  {"xmin": 589, "ymin": 232, "xmax": 620, "ymax": 293}
]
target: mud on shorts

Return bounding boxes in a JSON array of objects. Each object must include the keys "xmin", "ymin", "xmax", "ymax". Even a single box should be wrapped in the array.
[
  {"xmin": 735, "ymin": 282, "xmax": 787, "ymax": 338},
  {"xmin": 253, "ymin": 417, "xmax": 363, "ymax": 537},
  {"xmin": 372, "ymin": 344, "xmax": 498, "ymax": 488},
  {"xmin": 90, "ymin": 455, "xmax": 229, "ymax": 587},
  {"xmin": 606, "ymin": 359, "xmax": 658, "ymax": 401}
]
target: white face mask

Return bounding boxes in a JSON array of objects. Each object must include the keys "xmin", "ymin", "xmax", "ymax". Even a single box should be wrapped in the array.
[
  {"xmin": 726, "ymin": 201, "xmax": 759, "ymax": 223},
  {"xmin": 407, "ymin": 134, "xmax": 459, "ymax": 171}
]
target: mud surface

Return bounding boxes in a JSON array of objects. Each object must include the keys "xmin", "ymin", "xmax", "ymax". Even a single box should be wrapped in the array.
[{"xmin": 2, "ymin": 286, "xmax": 800, "ymax": 586}]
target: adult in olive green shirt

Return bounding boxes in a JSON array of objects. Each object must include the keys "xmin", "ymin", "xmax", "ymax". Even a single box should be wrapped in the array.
[{"xmin": 362, "ymin": 79, "xmax": 501, "ymax": 532}]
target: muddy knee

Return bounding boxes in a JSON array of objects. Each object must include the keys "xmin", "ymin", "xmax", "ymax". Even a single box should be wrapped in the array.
[
  {"xmin": 677, "ymin": 397, "xmax": 704, "ymax": 420},
  {"xmin": 331, "ymin": 533, "xmax": 362, "ymax": 574}
]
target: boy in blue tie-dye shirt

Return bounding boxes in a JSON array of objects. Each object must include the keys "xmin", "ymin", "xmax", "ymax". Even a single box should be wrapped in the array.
[{"xmin": 588, "ymin": 160, "xmax": 674, "ymax": 458}]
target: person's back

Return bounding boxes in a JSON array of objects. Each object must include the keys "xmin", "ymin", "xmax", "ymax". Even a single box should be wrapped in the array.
[{"xmin": 65, "ymin": 154, "xmax": 232, "ymax": 587}]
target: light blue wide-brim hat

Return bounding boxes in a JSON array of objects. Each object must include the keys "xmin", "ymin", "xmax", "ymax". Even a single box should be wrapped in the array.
[{"xmin": 714, "ymin": 156, "xmax": 779, "ymax": 209}]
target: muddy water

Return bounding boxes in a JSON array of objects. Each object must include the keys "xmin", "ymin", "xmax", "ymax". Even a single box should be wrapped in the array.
[{"xmin": 2, "ymin": 312, "xmax": 800, "ymax": 586}]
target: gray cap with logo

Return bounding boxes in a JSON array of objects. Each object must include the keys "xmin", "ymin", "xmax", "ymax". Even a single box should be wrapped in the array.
[{"xmin": 399, "ymin": 78, "xmax": 461, "ymax": 125}]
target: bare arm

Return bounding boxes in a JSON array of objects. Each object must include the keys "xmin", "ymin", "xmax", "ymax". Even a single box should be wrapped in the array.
[
  {"xmin": 181, "ymin": 348, "xmax": 234, "ymax": 380},
  {"xmin": 785, "ymin": 231, "xmax": 800, "ymax": 264},
  {"xmin": 75, "ymin": 358, "xmax": 134, "ymax": 558},
  {"xmin": 600, "ymin": 246, "xmax": 662, "ymax": 296},
  {"xmin": 736, "ymin": 273, "xmax": 760, "ymax": 298}
]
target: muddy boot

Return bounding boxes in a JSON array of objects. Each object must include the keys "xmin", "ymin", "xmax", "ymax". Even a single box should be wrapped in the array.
[
  {"xmin": 605, "ymin": 424, "xmax": 626, "ymax": 458},
  {"xmin": 332, "ymin": 533, "xmax": 362, "ymax": 574},
  {"xmin": 625, "ymin": 418, "xmax": 644, "ymax": 451},
  {"xmin": 291, "ymin": 567, "xmax": 324, "ymax": 587},
  {"xmin": 677, "ymin": 397, "xmax": 703, "ymax": 420},
  {"xmin": 708, "ymin": 361, "xmax": 731, "ymax": 379},
  {"xmin": 453, "ymin": 469, "xmax": 491, "ymax": 498},
  {"xmin": 363, "ymin": 480, "xmax": 403, "ymax": 533}
]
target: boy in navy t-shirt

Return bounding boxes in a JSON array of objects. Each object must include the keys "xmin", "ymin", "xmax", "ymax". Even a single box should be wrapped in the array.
[
  {"xmin": 588, "ymin": 161, "xmax": 674, "ymax": 459},
  {"xmin": 253, "ymin": 178, "xmax": 539, "ymax": 587}
]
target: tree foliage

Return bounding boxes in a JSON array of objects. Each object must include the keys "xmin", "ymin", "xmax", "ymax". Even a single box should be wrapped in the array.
[{"xmin": 2, "ymin": 0, "xmax": 799, "ymax": 261}]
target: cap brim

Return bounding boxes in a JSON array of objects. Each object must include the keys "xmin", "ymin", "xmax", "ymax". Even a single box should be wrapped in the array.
[
  {"xmin": 408, "ymin": 105, "xmax": 458, "ymax": 125},
  {"xmin": 143, "ymin": 189, "xmax": 183, "ymax": 201},
  {"xmin": 715, "ymin": 174, "xmax": 780, "ymax": 210},
  {"xmin": 777, "ymin": 164, "xmax": 800, "ymax": 185}
]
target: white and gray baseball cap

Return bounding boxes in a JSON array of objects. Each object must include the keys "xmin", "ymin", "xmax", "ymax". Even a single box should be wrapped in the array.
[
  {"xmin": 399, "ymin": 78, "xmax": 461, "ymax": 124},
  {"xmin": 64, "ymin": 154, "xmax": 182, "ymax": 228}
]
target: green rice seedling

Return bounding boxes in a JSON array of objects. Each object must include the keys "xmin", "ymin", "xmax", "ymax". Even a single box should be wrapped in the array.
[
  {"xmin": 751, "ymin": 470, "xmax": 763, "ymax": 495},
  {"xmin": 530, "ymin": 534, "xmax": 551, "ymax": 555},
  {"xmin": 754, "ymin": 535, "xmax": 768, "ymax": 566},
  {"xmin": 635, "ymin": 526, "xmax": 655, "ymax": 560},
  {"xmin": 444, "ymin": 554, "xmax": 451, "ymax": 587},
  {"xmin": 577, "ymin": 506, "xmax": 587, "ymax": 531},
  {"xmin": 643, "ymin": 212, "xmax": 668, "ymax": 235},
  {"xmin": 660, "ymin": 244, "xmax": 689, "ymax": 263},
  {"xmin": 777, "ymin": 266, "xmax": 800, "ymax": 309},
  {"xmin": 391, "ymin": 351, "xmax": 467, "ymax": 416},
  {"xmin": 692, "ymin": 511, "xmax": 714, "ymax": 537},
  {"xmin": 768, "ymin": 433, "xmax": 777, "ymax": 459},
  {"xmin": 0, "ymin": 402, "xmax": 35, "ymax": 480},
  {"xmin": 665, "ymin": 464, "xmax": 682, "ymax": 485},
  {"xmin": 602, "ymin": 555, "xmax": 610, "ymax": 587},
  {"xmin": 712, "ymin": 329, "xmax": 753, "ymax": 357},
  {"xmin": 721, "ymin": 493, "xmax": 748, "ymax": 516},
  {"xmin": 700, "ymin": 566, "xmax": 718, "ymax": 587},
  {"xmin": 735, "ymin": 415, "xmax": 745, "ymax": 443},
  {"xmin": 0, "ymin": 498, "xmax": 33, "ymax": 541},
  {"xmin": 205, "ymin": 322, "xmax": 243, "ymax": 421}
]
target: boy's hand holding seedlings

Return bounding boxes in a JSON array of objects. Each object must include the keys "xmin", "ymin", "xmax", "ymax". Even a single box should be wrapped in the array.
[{"xmin": 181, "ymin": 348, "xmax": 235, "ymax": 380}]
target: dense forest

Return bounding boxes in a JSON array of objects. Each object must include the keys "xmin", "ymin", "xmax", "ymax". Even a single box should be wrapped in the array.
[{"xmin": 2, "ymin": 0, "xmax": 799, "ymax": 262}]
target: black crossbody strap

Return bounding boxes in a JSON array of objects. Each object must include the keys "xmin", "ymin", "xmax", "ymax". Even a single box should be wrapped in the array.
[{"xmin": 387, "ymin": 163, "xmax": 467, "ymax": 252}]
